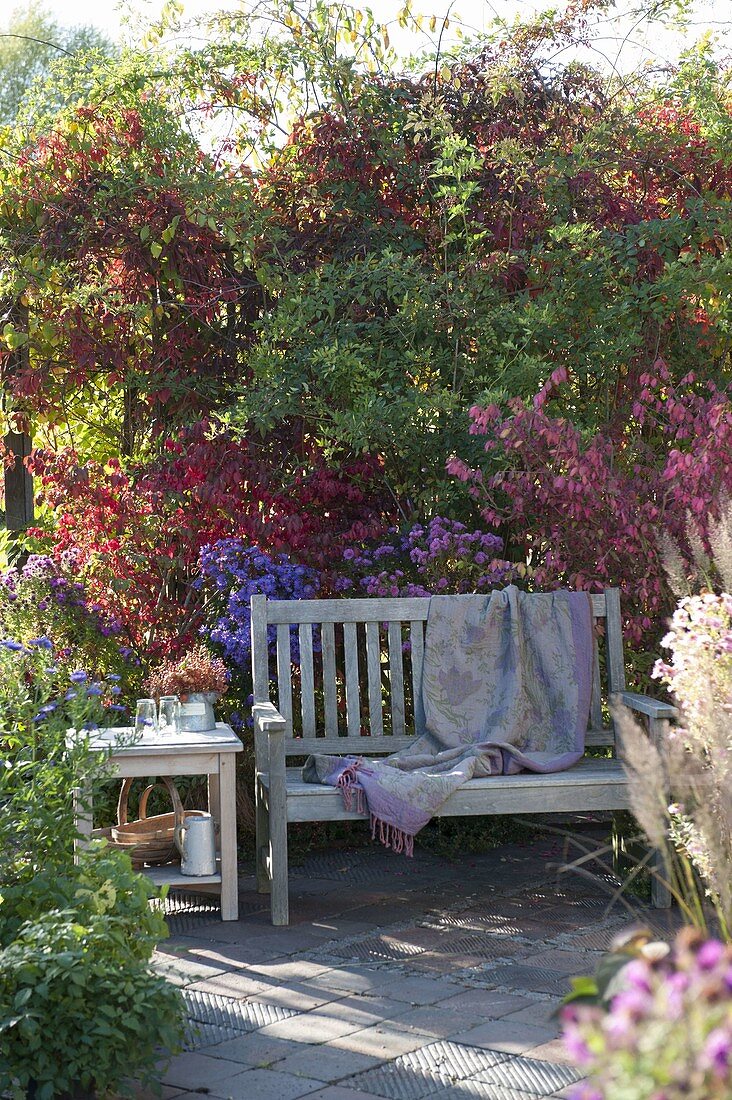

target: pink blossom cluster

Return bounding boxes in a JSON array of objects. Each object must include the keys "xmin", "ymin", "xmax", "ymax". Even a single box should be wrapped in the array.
[
  {"xmin": 562, "ymin": 929, "xmax": 732, "ymax": 1100},
  {"xmin": 653, "ymin": 590, "xmax": 732, "ymax": 741},
  {"xmin": 455, "ymin": 360, "xmax": 732, "ymax": 643}
]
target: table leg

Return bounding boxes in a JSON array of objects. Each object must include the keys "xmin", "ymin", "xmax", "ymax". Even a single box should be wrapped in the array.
[
  {"xmin": 218, "ymin": 753, "xmax": 238, "ymax": 920},
  {"xmin": 73, "ymin": 784, "xmax": 93, "ymax": 862}
]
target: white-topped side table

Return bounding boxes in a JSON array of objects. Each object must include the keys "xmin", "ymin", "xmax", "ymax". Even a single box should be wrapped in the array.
[{"xmin": 74, "ymin": 723, "xmax": 243, "ymax": 920}]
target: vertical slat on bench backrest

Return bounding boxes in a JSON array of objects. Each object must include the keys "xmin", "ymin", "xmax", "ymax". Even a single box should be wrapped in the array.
[
  {"xmin": 365, "ymin": 621, "xmax": 384, "ymax": 738},
  {"xmin": 321, "ymin": 621, "xmax": 338, "ymax": 737},
  {"xmin": 250, "ymin": 594, "xmax": 270, "ymax": 704},
  {"xmin": 299, "ymin": 623, "xmax": 316, "ymax": 738},
  {"xmin": 410, "ymin": 620, "xmax": 425, "ymax": 734},
  {"xmin": 388, "ymin": 620, "xmax": 405, "ymax": 737},
  {"xmin": 604, "ymin": 588, "xmax": 626, "ymax": 755},
  {"xmin": 590, "ymin": 641, "xmax": 603, "ymax": 731},
  {"xmin": 344, "ymin": 621, "xmax": 361, "ymax": 737},
  {"xmin": 605, "ymin": 588, "xmax": 627, "ymax": 693},
  {"xmin": 276, "ymin": 624, "xmax": 293, "ymax": 734}
]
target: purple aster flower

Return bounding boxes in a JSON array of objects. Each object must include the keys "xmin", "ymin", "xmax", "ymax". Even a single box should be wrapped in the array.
[
  {"xmin": 70, "ymin": 670, "xmax": 88, "ymax": 683},
  {"xmin": 86, "ymin": 684, "xmax": 104, "ymax": 696},
  {"xmin": 704, "ymin": 1027, "xmax": 732, "ymax": 1078},
  {"xmin": 696, "ymin": 940, "xmax": 724, "ymax": 971},
  {"xmin": 28, "ymin": 636, "xmax": 54, "ymax": 649},
  {"xmin": 1, "ymin": 639, "xmax": 25, "ymax": 651}
]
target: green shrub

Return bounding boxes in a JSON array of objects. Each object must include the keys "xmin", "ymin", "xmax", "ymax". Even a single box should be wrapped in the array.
[{"xmin": 0, "ymin": 906, "xmax": 184, "ymax": 1098}]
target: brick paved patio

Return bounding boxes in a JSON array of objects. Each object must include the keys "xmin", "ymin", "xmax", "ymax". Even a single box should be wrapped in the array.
[{"xmin": 153, "ymin": 833, "xmax": 680, "ymax": 1100}]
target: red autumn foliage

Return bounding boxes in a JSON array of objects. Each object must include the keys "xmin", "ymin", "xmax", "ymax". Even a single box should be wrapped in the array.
[
  {"xmin": 27, "ymin": 422, "xmax": 389, "ymax": 657},
  {"xmin": 452, "ymin": 361, "xmax": 732, "ymax": 644}
]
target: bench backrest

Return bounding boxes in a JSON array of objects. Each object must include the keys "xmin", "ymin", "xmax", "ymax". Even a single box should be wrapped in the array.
[{"xmin": 250, "ymin": 590, "xmax": 626, "ymax": 761}]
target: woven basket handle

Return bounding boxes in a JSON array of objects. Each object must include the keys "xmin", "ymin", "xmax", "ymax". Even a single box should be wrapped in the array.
[{"xmin": 117, "ymin": 775, "xmax": 185, "ymax": 828}]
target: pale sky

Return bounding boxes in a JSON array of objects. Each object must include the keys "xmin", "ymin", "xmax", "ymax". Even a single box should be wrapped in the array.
[{"xmin": 9, "ymin": 0, "xmax": 732, "ymax": 71}]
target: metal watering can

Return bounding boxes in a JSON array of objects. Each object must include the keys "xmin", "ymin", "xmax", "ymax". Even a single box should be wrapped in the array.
[{"xmin": 174, "ymin": 812, "xmax": 217, "ymax": 876}]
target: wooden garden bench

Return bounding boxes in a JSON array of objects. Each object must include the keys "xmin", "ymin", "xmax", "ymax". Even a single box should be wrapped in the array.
[{"xmin": 251, "ymin": 590, "xmax": 675, "ymax": 925}]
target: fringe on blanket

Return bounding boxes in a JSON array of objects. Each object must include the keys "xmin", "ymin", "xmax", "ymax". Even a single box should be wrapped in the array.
[
  {"xmin": 336, "ymin": 761, "xmax": 415, "ymax": 856},
  {"xmin": 370, "ymin": 813, "xmax": 414, "ymax": 857},
  {"xmin": 336, "ymin": 762, "xmax": 365, "ymax": 814}
]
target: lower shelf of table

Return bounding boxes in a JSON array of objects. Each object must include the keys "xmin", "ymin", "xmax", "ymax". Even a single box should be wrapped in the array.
[{"xmin": 142, "ymin": 859, "xmax": 222, "ymax": 887}]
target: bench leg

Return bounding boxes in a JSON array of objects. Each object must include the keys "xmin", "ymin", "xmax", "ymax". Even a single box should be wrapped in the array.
[
  {"xmin": 255, "ymin": 775, "xmax": 271, "ymax": 895},
  {"xmin": 268, "ymin": 727, "xmax": 289, "ymax": 925},
  {"xmin": 270, "ymin": 821, "xmax": 289, "ymax": 926}
]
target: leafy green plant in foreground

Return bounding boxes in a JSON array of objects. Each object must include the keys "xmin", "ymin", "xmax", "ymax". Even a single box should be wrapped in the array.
[
  {"xmin": 0, "ymin": 897, "xmax": 184, "ymax": 1098},
  {"xmin": 0, "ymin": 641, "xmax": 184, "ymax": 1094}
]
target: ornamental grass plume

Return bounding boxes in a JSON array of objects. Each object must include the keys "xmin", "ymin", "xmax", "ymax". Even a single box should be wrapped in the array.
[
  {"xmin": 615, "ymin": 506, "xmax": 732, "ymax": 939},
  {"xmin": 145, "ymin": 645, "xmax": 228, "ymax": 700},
  {"xmin": 563, "ymin": 928, "xmax": 732, "ymax": 1100}
]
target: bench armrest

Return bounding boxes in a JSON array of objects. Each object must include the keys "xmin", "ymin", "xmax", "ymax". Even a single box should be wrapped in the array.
[
  {"xmin": 615, "ymin": 692, "xmax": 678, "ymax": 720},
  {"xmin": 253, "ymin": 702, "xmax": 287, "ymax": 734}
]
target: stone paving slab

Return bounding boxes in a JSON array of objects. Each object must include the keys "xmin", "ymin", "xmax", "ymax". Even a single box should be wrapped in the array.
[{"xmin": 154, "ymin": 834, "xmax": 662, "ymax": 1099}]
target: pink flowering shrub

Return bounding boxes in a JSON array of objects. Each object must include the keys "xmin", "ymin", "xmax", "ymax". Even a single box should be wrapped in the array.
[
  {"xmin": 452, "ymin": 361, "xmax": 732, "ymax": 643},
  {"xmin": 563, "ymin": 929, "xmax": 732, "ymax": 1100},
  {"xmin": 339, "ymin": 517, "xmax": 515, "ymax": 598}
]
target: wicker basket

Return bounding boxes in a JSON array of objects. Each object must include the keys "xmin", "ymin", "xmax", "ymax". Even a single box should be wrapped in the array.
[{"xmin": 110, "ymin": 776, "xmax": 206, "ymax": 868}]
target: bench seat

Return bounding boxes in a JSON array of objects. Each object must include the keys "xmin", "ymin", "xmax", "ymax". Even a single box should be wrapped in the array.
[{"xmin": 258, "ymin": 757, "xmax": 630, "ymax": 822}]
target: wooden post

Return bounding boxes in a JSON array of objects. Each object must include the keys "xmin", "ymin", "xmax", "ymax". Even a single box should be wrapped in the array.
[
  {"xmin": 3, "ymin": 429, "xmax": 34, "ymax": 537},
  {"xmin": 2, "ymin": 300, "xmax": 34, "ymax": 556}
]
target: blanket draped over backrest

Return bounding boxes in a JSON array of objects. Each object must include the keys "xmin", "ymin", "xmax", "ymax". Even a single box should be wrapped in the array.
[{"xmin": 302, "ymin": 587, "xmax": 595, "ymax": 855}]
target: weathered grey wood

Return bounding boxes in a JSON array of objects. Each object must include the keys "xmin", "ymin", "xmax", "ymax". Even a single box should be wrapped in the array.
[
  {"xmin": 586, "ymin": 728, "xmax": 615, "ymax": 747},
  {"xmin": 276, "ymin": 624, "xmax": 293, "ymax": 734},
  {"xmin": 263, "ymin": 593, "xmax": 608, "ymax": 624},
  {"xmin": 410, "ymin": 620, "xmax": 425, "ymax": 735},
  {"xmin": 299, "ymin": 623, "xmax": 316, "ymax": 738},
  {"xmin": 344, "ymin": 621, "xmax": 361, "ymax": 737},
  {"xmin": 78, "ymin": 725, "xmax": 241, "ymax": 919},
  {"xmin": 321, "ymin": 621, "xmax": 339, "ymax": 737},
  {"xmin": 268, "ymin": 725, "xmax": 289, "ymax": 925},
  {"xmin": 283, "ymin": 735, "xmax": 417, "ymax": 757},
  {"xmin": 261, "ymin": 759, "xmax": 630, "ymax": 822},
  {"xmin": 249, "ymin": 587, "xmax": 672, "ymax": 925},
  {"xmin": 387, "ymin": 621, "xmax": 405, "ymax": 737},
  {"xmin": 619, "ymin": 692, "xmax": 677, "ymax": 719},
  {"xmin": 219, "ymin": 753, "xmax": 239, "ymax": 920},
  {"xmin": 590, "ymin": 642, "xmax": 603, "ymax": 733},
  {"xmin": 266, "ymin": 597, "xmax": 429, "ymax": 624},
  {"xmin": 251, "ymin": 594, "xmax": 270, "ymax": 706},
  {"xmin": 365, "ymin": 621, "xmax": 384, "ymax": 738},
  {"xmin": 255, "ymin": 769, "xmax": 270, "ymax": 894},
  {"xmin": 605, "ymin": 588, "xmax": 626, "ymax": 694}
]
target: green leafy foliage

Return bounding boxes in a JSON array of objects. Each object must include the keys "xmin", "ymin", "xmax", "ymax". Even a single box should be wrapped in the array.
[
  {"xmin": 0, "ymin": 644, "xmax": 184, "ymax": 1093},
  {"xmin": 0, "ymin": 903, "xmax": 183, "ymax": 1096}
]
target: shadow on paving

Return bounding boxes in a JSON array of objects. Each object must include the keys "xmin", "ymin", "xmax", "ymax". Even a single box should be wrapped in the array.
[{"xmin": 151, "ymin": 834, "xmax": 684, "ymax": 1100}]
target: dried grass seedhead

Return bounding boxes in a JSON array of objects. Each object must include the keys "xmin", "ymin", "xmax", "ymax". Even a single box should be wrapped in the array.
[{"xmin": 613, "ymin": 705, "xmax": 669, "ymax": 850}]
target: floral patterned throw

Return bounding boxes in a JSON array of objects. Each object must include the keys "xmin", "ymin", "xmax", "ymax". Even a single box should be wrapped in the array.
[{"xmin": 302, "ymin": 587, "xmax": 595, "ymax": 854}]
